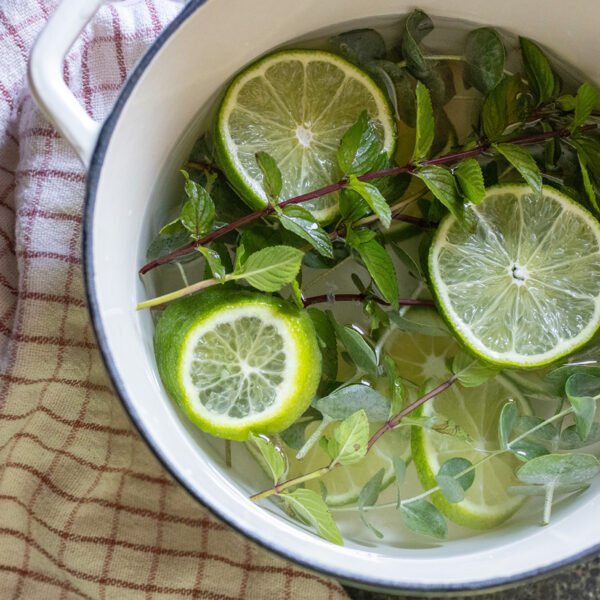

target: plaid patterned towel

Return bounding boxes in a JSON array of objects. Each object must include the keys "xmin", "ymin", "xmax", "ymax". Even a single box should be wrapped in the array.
[{"xmin": 0, "ymin": 1, "xmax": 347, "ymax": 598}]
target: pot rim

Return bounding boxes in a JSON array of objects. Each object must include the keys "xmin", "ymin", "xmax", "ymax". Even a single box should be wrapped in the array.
[{"xmin": 82, "ymin": 0, "xmax": 600, "ymax": 593}]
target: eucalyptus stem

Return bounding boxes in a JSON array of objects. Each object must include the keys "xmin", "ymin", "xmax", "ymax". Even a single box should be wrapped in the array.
[
  {"xmin": 139, "ymin": 123, "xmax": 598, "ymax": 275},
  {"xmin": 250, "ymin": 374, "xmax": 458, "ymax": 502}
]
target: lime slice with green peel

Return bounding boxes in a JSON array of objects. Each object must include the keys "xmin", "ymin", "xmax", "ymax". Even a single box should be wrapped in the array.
[
  {"xmin": 247, "ymin": 420, "xmax": 410, "ymax": 506},
  {"xmin": 154, "ymin": 290, "xmax": 321, "ymax": 441},
  {"xmin": 386, "ymin": 328, "xmax": 530, "ymax": 529},
  {"xmin": 216, "ymin": 49, "xmax": 396, "ymax": 223},
  {"xmin": 429, "ymin": 184, "xmax": 600, "ymax": 367}
]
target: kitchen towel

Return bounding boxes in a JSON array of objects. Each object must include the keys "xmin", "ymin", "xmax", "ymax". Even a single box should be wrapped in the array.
[{"xmin": 0, "ymin": 1, "xmax": 347, "ymax": 598}]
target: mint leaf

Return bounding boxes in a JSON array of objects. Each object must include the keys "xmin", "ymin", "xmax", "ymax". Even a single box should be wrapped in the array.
[
  {"xmin": 313, "ymin": 384, "xmax": 390, "ymax": 422},
  {"xmin": 181, "ymin": 170, "xmax": 215, "ymax": 238},
  {"xmin": 557, "ymin": 94, "xmax": 576, "ymax": 111},
  {"xmin": 358, "ymin": 468, "xmax": 385, "ymax": 538},
  {"xmin": 347, "ymin": 175, "xmax": 391, "ymax": 228},
  {"xmin": 339, "ymin": 188, "xmax": 370, "ymax": 223},
  {"xmin": 578, "ymin": 153, "xmax": 599, "ymax": 213},
  {"xmin": 463, "ymin": 27, "xmax": 505, "ymax": 95},
  {"xmin": 280, "ymin": 420, "xmax": 314, "ymax": 451},
  {"xmin": 355, "ymin": 239, "xmax": 399, "ymax": 308},
  {"xmin": 330, "ymin": 29, "xmax": 386, "ymax": 66},
  {"xmin": 493, "ymin": 143, "xmax": 542, "ymax": 194},
  {"xmin": 328, "ymin": 313, "xmax": 378, "ymax": 375},
  {"xmin": 390, "ymin": 244, "xmax": 423, "ymax": 280},
  {"xmin": 389, "ymin": 307, "xmax": 449, "ymax": 337},
  {"xmin": 146, "ymin": 230, "xmax": 196, "ymax": 264},
  {"xmin": 498, "ymin": 402, "xmax": 518, "ymax": 450},
  {"xmin": 416, "ymin": 165, "xmax": 462, "ymax": 216},
  {"xmin": 451, "ymin": 351, "xmax": 501, "ymax": 387},
  {"xmin": 401, "ymin": 499, "xmax": 447, "ymax": 539},
  {"xmin": 517, "ymin": 453, "xmax": 600, "ymax": 486},
  {"xmin": 401, "ymin": 10, "xmax": 434, "ymax": 80},
  {"xmin": 249, "ymin": 434, "xmax": 285, "ymax": 484},
  {"xmin": 307, "ymin": 308, "xmax": 338, "ymax": 380},
  {"xmin": 327, "ymin": 409, "xmax": 369, "ymax": 466},
  {"xmin": 197, "ymin": 246, "xmax": 226, "ymax": 281},
  {"xmin": 438, "ymin": 457, "xmax": 474, "ymax": 491},
  {"xmin": 565, "ymin": 373, "xmax": 600, "ymax": 442},
  {"xmin": 283, "ymin": 489, "xmax": 343, "ymax": 545},
  {"xmin": 481, "ymin": 74, "xmax": 526, "ymax": 140},
  {"xmin": 414, "ymin": 81, "xmax": 434, "ymax": 161},
  {"xmin": 519, "ymin": 37, "xmax": 558, "ymax": 105},
  {"xmin": 279, "ymin": 205, "xmax": 334, "ymax": 258},
  {"xmin": 159, "ymin": 217, "xmax": 185, "ymax": 235},
  {"xmin": 455, "ymin": 159, "xmax": 485, "ymax": 204},
  {"xmin": 365, "ymin": 61, "xmax": 416, "ymax": 126},
  {"xmin": 337, "ymin": 111, "xmax": 381, "ymax": 175},
  {"xmin": 255, "ymin": 151, "xmax": 282, "ymax": 201},
  {"xmin": 572, "ymin": 82, "xmax": 598, "ymax": 132},
  {"xmin": 234, "ymin": 245, "xmax": 303, "ymax": 292}
]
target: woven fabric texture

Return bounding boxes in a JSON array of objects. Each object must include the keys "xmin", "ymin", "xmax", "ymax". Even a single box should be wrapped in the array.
[{"xmin": 0, "ymin": 1, "xmax": 348, "ymax": 598}]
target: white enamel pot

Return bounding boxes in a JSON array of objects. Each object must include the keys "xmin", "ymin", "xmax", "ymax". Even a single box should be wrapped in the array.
[{"xmin": 29, "ymin": 0, "xmax": 600, "ymax": 595}]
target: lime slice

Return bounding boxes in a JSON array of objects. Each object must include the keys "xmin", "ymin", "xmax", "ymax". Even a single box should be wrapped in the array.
[
  {"xmin": 386, "ymin": 328, "xmax": 529, "ymax": 529},
  {"xmin": 154, "ymin": 290, "xmax": 321, "ymax": 441},
  {"xmin": 216, "ymin": 49, "xmax": 396, "ymax": 223},
  {"xmin": 429, "ymin": 184, "xmax": 600, "ymax": 367},
  {"xmin": 247, "ymin": 420, "xmax": 410, "ymax": 506}
]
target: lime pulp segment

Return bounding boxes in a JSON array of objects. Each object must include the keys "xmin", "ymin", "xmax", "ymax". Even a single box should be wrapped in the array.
[
  {"xmin": 429, "ymin": 185, "xmax": 600, "ymax": 367},
  {"xmin": 216, "ymin": 49, "xmax": 396, "ymax": 223}
]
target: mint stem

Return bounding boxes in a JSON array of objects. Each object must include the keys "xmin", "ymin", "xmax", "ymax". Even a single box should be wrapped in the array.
[
  {"xmin": 302, "ymin": 294, "xmax": 434, "ymax": 308},
  {"xmin": 140, "ymin": 123, "xmax": 598, "ymax": 275}
]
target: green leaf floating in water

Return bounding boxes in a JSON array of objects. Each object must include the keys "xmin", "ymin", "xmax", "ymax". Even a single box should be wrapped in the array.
[{"xmin": 463, "ymin": 27, "xmax": 505, "ymax": 95}]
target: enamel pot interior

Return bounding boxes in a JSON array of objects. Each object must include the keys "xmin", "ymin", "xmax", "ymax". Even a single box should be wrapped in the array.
[{"xmin": 84, "ymin": 0, "xmax": 600, "ymax": 593}]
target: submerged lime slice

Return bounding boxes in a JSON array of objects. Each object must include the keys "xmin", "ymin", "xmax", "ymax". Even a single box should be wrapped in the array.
[
  {"xmin": 429, "ymin": 184, "xmax": 600, "ymax": 367},
  {"xmin": 216, "ymin": 49, "xmax": 396, "ymax": 223},
  {"xmin": 154, "ymin": 291, "xmax": 321, "ymax": 441},
  {"xmin": 386, "ymin": 327, "xmax": 529, "ymax": 529}
]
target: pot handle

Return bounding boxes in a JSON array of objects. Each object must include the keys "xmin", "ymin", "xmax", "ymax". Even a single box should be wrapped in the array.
[{"xmin": 28, "ymin": 0, "xmax": 106, "ymax": 167}]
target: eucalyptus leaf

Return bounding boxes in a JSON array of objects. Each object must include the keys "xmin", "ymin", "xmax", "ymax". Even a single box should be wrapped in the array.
[
  {"xmin": 511, "ymin": 439, "xmax": 550, "ymax": 462},
  {"xmin": 400, "ymin": 499, "xmax": 448, "ymax": 540},
  {"xmin": 560, "ymin": 423, "xmax": 600, "ymax": 450},
  {"xmin": 355, "ymin": 239, "xmax": 399, "ymax": 308},
  {"xmin": 545, "ymin": 365, "xmax": 600, "ymax": 395},
  {"xmin": 393, "ymin": 457, "xmax": 406, "ymax": 508},
  {"xmin": 519, "ymin": 37, "xmax": 557, "ymax": 105},
  {"xmin": 455, "ymin": 158, "xmax": 485, "ymax": 204},
  {"xmin": 283, "ymin": 488, "xmax": 343, "ymax": 545},
  {"xmin": 389, "ymin": 307, "xmax": 449, "ymax": 337},
  {"xmin": 307, "ymin": 308, "xmax": 338, "ymax": 380},
  {"xmin": 517, "ymin": 453, "xmax": 600, "ymax": 486},
  {"xmin": 280, "ymin": 419, "xmax": 313, "ymax": 451},
  {"xmin": 197, "ymin": 246, "xmax": 226, "ymax": 281},
  {"xmin": 401, "ymin": 10, "xmax": 434, "ymax": 80},
  {"xmin": 498, "ymin": 402, "xmax": 518, "ymax": 449},
  {"xmin": 493, "ymin": 143, "xmax": 542, "ymax": 194},
  {"xmin": 279, "ymin": 205, "xmax": 334, "ymax": 258},
  {"xmin": 463, "ymin": 27, "xmax": 505, "ymax": 94},
  {"xmin": 337, "ymin": 111, "xmax": 382, "ymax": 175},
  {"xmin": 358, "ymin": 468, "xmax": 385, "ymax": 538},
  {"xmin": 571, "ymin": 82, "xmax": 599, "ymax": 132},
  {"xmin": 565, "ymin": 373, "xmax": 600, "ymax": 441},
  {"xmin": 327, "ymin": 409, "xmax": 370, "ymax": 465},
  {"xmin": 347, "ymin": 175, "xmax": 392, "ymax": 228},
  {"xmin": 327, "ymin": 313, "xmax": 378, "ymax": 375},
  {"xmin": 235, "ymin": 245, "xmax": 303, "ymax": 292},
  {"xmin": 330, "ymin": 29, "xmax": 386, "ymax": 65},
  {"xmin": 249, "ymin": 434, "xmax": 285, "ymax": 484},
  {"xmin": 414, "ymin": 81, "xmax": 434, "ymax": 161},
  {"xmin": 438, "ymin": 457, "xmax": 475, "ymax": 491},
  {"xmin": 452, "ymin": 351, "xmax": 501, "ymax": 387},
  {"xmin": 509, "ymin": 483, "xmax": 589, "ymax": 497},
  {"xmin": 313, "ymin": 385, "xmax": 390, "ymax": 422},
  {"xmin": 255, "ymin": 151, "xmax": 282, "ymax": 201},
  {"xmin": 513, "ymin": 416, "xmax": 557, "ymax": 442},
  {"xmin": 436, "ymin": 475, "xmax": 464, "ymax": 503}
]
